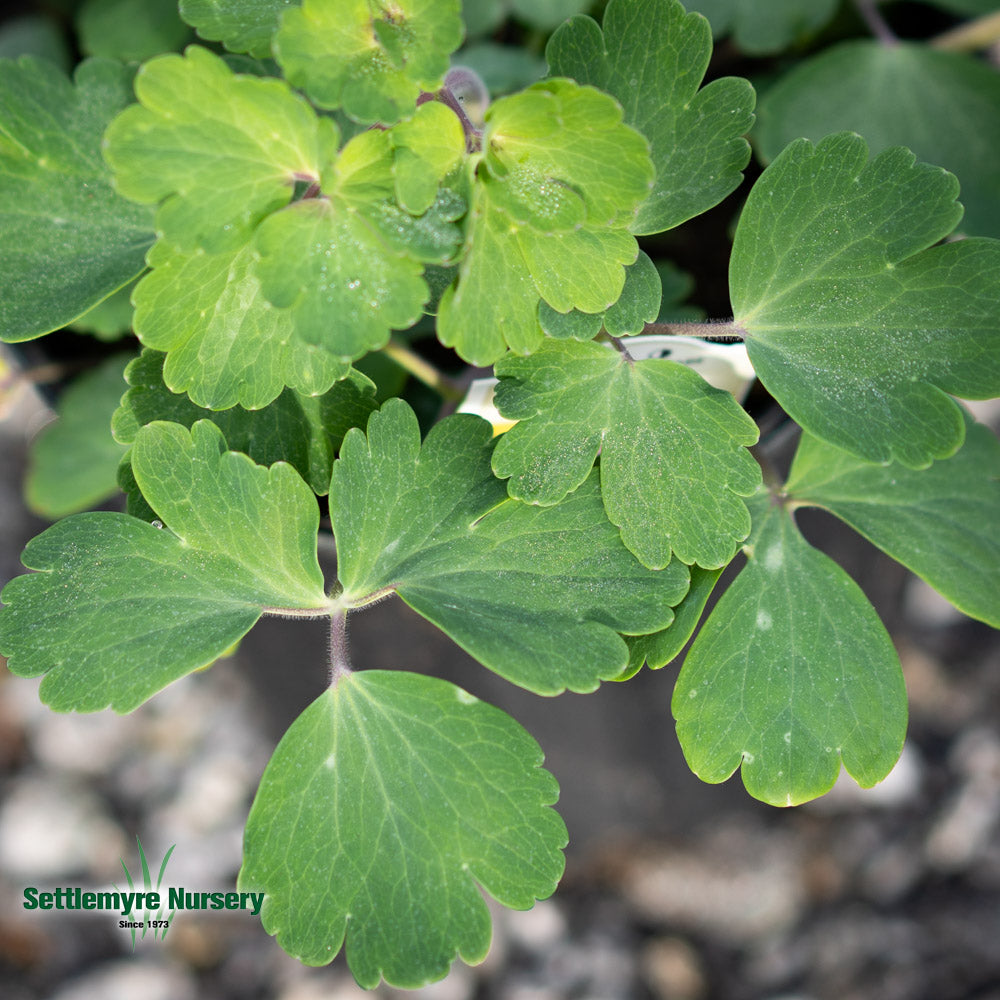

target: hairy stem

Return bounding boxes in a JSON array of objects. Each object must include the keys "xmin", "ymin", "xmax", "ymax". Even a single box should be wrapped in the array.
[
  {"xmin": 854, "ymin": 0, "xmax": 898, "ymax": 46},
  {"xmin": 261, "ymin": 604, "xmax": 335, "ymax": 618},
  {"xmin": 607, "ymin": 334, "xmax": 636, "ymax": 366},
  {"xmin": 933, "ymin": 10, "xmax": 1000, "ymax": 50},
  {"xmin": 641, "ymin": 320, "xmax": 747, "ymax": 341},
  {"xmin": 328, "ymin": 608, "xmax": 352, "ymax": 686},
  {"xmin": 382, "ymin": 337, "xmax": 465, "ymax": 402}
]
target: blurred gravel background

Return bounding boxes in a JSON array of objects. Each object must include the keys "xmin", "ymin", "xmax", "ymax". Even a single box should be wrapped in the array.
[{"xmin": 3, "ymin": 369, "xmax": 1000, "ymax": 1000}]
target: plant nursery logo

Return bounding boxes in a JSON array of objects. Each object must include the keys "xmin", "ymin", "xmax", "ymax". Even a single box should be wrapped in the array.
[{"xmin": 21, "ymin": 837, "xmax": 265, "ymax": 949}]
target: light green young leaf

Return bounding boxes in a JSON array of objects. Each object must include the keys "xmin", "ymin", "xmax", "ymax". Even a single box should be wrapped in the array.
[
  {"xmin": 0, "ymin": 57, "xmax": 154, "ymax": 342},
  {"xmin": 77, "ymin": 0, "xmax": 191, "ymax": 62},
  {"xmin": 687, "ymin": 0, "xmax": 839, "ymax": 53},
  {"xmin": 731, "ymin": 133, "xmax": 1000, "ymax": 468},
  {"xmin": 330, "ymin": 399, "xmax": 689, "ymax": 694},
  {"xmin": 786, "ymin": 414, "xmax": 1000, "ymax": 629},
  {"xmin": 252, "ymin": 197, "xmax": 429, "ymax": 359},
  {"xmin": 546, "ymin": 0, "xmax": 755, "ymax": 234},
  {"xmin": 25, "ymin": 354, "xmax": 132, "ymax": 519},
  {"xmin": 240, "ymin": 671, "xmax": 566, "ymax": 985},
  {"xmin": 492, "ymin": 339, "xmax": 761, "ymax": 568},
  {"xmin": 133, "ymin": 237, "xmax": 350, "ymax": 410},
  {"xmin": 104, "ymin": 45, "xmax": 338, "ymax": 250},
  {"xmin": 755, "ymin": 41, "xmax": 1000, "ymax": 238},
  {"xmin": 178, "ymin": 0, "xmax": 298, "ymax": 58},
  {"xmin": 113, "ymin": 350, "xmax": 377, "ymax": 494},
  {"xmin": 390, "ymin": 100, "xmax": 466, "ymax": 214},
  {"xmin": 274, "ymin": 0, "xmax": 463, "ymax": 124},
  {"xmin": 673, "ymin": 501, "xmax": 908, "ymax": 806},
  {"xmin": 0, "ymin": 421, "xmax": 330, "ymax": 713},
  {"xmin": 620, "ymin": 565, "xmax": 722, "ymax": 680}
]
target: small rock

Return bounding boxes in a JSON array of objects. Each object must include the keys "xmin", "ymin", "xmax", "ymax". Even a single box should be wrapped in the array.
[
  {"xmin": 641, "ymin": 936, "xmax": 706, "ymax": 1000},
  {"xmin": 49, "ymin": 959, "xmax": 197, "ymax": 1000}
]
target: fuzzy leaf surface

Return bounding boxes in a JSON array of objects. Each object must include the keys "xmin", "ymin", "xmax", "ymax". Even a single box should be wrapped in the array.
[
  {"xmin": 786, "ymin": 414, "xmax": 1000, "ymax": 629},
  {"xmin": 673, "ymin": 500, "xmax": 907, "ymax": 806},
  {"xmin": 113, "ymin": 350, "xmax": 377, "ymax": 494},
  {"xmin": 274, "ymin": 0, "xmax": 463, "ymax": 123},
  {"xmin": 104, "ymin": 45, "xmax": 337, "ymax": 250},
  {"xmin": 178, "ymin": 0, "xmax": 298, "ymax": 57},
  {"xmin": 0, "ymin": 421, "xmax": 328, "ymax": 713},
  {"xmin": 0, "ymin": 57, "xmax": 154, "ymax": 342},
  {"xmin": 240, "ymin": 671, "xmax": 566, "ymax": 985},
  {"xmin": 492, "ymin": 339, "xmax": 761, "ymax": 568},
  {"xmin": 731, "ymin": 133, "xmax": 1000, "ymax": 468},
  {"xmin": 329, "ymin": 400, "xmax": 689, "ymax": 694},
  {"xmin": 132, "ymin": 237, "xmax": 349, "ymax": 409},
  {"xmin": 546, "ymin": 0, "xmax": 754, "ymax": 234},
  {"xmin": 25, "ymin": 354, "xmax": 131, "ymax": 519},
  {"xmin": 755, "ymin": 41, "xmax": 1000, "ymax": 237}
]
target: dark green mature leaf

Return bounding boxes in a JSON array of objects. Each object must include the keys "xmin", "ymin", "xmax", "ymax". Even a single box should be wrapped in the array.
[
  {"xmin": 755, "ymin": 41, "xmax": 1000, "ymax": 237},
  {"xmin": 673, "ymin": 498, "xmax": 907, "ymax": 806},
  {"xmin": 330, "ymin": 400, "xmax": 689, "ymax": 694},
  {"xmin": 132, "ymin": 237, "xmax": 350, "ymax": 409},
  {"xmin": 77, "ymin": 0, "xmax": 191, "ymax": 61},
  {"xmin": 786, "ymin": 415, "xmax": 1000, "ymax": 628},
  {"xmin": 604, "ymin": 250, "xmax": 661, "ymax": 336},
  {"xmin": 0, "ymin": 421, "xmax": 330, "ymax": 713},
  {"xmin": 240, "ymin": 670, "xmax": 566, "ymax": 985},
  {"xmin": 274, "ymin": 0, "xmax": 463, "ymax": 124},
  {"xmin": 620, "ymin": 565, "xmax": 722, "ymax": 680},
  {"xmin": 104, "ymin": 45, "xmax": 338, "ymax": 251},
  {"xmin": 731, "ymin": 132, "xmax": 1000, "ymax": 468},
  {"xmin": 492, "ymin": 339, "xmax": 761, "ymax": 568},
  {"xmin": 25, "ymin": 354, "xmax": 132, "ymax": 519},
  {"xmin": 0, "ymin": 57, "xmax": 154, "ymax": 342},
  {"xmin": 687, "ymin": 0, "xmax": 839, "ymax": 53},
  {"xmin": 113, "ymin": 350, "xmax": 377, "ymax": 494},
  {"xmin": 547, "ymin": 0, "xmax": 755, "ymax": 234},
  {"xmin": 437, "ymin": 78, "xmax": 651, "ymax": 363},
  {"xmin": 179, "ymin": 0, "xmax": 298, "ymax": 58},
  {"xmin": 69, "ymin": 281, "xmax": 136, "ymax": 340}
]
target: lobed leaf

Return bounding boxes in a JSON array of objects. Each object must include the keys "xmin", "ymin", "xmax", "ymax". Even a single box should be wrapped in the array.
[
  {"xmin": 240, "ymin": 670, "xmax": 566, "ymax": 985},
  {"xmin": 274, "ymin": 0, "xmax": 463, "ymax": 124},
  {"xmin": 547, "ymin": 0, "xmax": 755, "ymax": 234},
  {"xmin": 0, "ymin": 421, "xmax": 329, "ymax": 713},
  {"xmin": 77, "ymin": 0, "xmax": 192, "ymax": 62},
  {"xmin": 329, "ymin": 399, "xmax": 690, "ymax": 694},
  {"xmin": 178, "ymin": 0, "xmax": 299, "ymax": 58},
  {"xmin": 0, "ymin": 57, "xmax": 154, "ymax": 342},
  {"xmin": 673, "ymin": 498, "xmax": 908, "ymax": 806},
  {"xmin": 731, "ymin": 132, "xmax": 1000, "ymax": 468},
  {"xmin": 785, "ymin": 413, "xmax": 1000, "ymax": 629},
  {"xmin": 492, "ymin": 339, "xmax": 761, "ymax": 569}
]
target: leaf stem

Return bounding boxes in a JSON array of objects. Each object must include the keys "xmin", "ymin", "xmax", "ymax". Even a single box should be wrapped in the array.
[
  {"xmin": 641, "ymin": 320, "xmax": 746, "ymax": 342},
  {"xmin": 607, "ymin": 334, "xmax": 636, "ymax": 366},
  {"xmin": 932, "ymin": 11, "xmax": 1000, "ymax": 51},
  {"xmin": 261, "ymin": 605, "xmax": 336, "ymax": 618},
  {"xmin": 328, "ymin": 608, "xmax": 352, "ymax": 686},
  {"xmin": 382, "ymin": 337, "xmax": 465, "ymax": 402},
  {"xmin": 854, "ymin": 0, "xmax": 899, "ymax": 46}
]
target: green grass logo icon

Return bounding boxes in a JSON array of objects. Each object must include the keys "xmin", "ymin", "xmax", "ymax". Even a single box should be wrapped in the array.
[{"xmin": 115, "ymin": 837, "xmax": 175, "ymax": 949}]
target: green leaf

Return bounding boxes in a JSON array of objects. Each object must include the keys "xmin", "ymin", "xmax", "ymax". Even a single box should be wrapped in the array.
[
  {"xmin": 547, "ymin": 0, "xmax": 755, "ymax": 234},
  {"xmin": 492, "ymin": 339, "xmax": 761, "ymax": 568},
  {"xmin": 0, "ymin": 14, "xmax": 71, "ymax": 69},
  {"xmin": 0, "ymin": 421, "xmax": 330, "ymax": 712},
  {"xmin": 455, "ymin": 42, "xmax": 546, "ymax": 95},
  {"xmin": 620, "ymin": 565, "xmax": 722, "ymax": 680},
  {"xmin": 113, "ymin": 350, "xmax": 377, "ymax": 494},
  {"xmin": 252, "ymin": 197, "xmax": 429, "ymax": 359},
  {"xmin": 329, "ymin": 399, "xmax": 689, "ymax": 694},
  {"xmin": 755, "ymin": 41, "xmax": 1000, "ymax": 238},
  {"xmin": 390, "ymin": 100, "xmax": 466, "ymax": 214},
  {"xmin": 178, "ymin": 0, "xmax": 299, "ymax": 58},
  {"xmin": 68, "ymin": 280, "xmax": 137, "ymax": 340},
  {"xmin": 604, "ymin": 250, "xmax": 661, "ymax": 336},
  {"xmin": 274, "ymin": 0, "xmax": 463, "ymax": 124},
  {"xmin": 673, "ymin": 500, "xmax": 908, "ymax": 806},
  {"xmin": 687, "ymin": 0, "xmax": 839, "ymax": 53},
  {"xmin": 77, "ymin": 0, "xmax": 192, "ymax": 62},
  {"xmin": 509, "ymin": 0, "xmax": 592, "ymax": 30},
  {"xmin": 786, "ymin": 415, "xmax": 1000, "ymax": 629},
  {"xmin": 240, "ymin": 670, "xmax": 566, "ymax": 985},
  {"xmin": 438, "ymin": 78, "xmax": 652, "ymax": 364},
  {"xmin": 0, "ymin": 57, "xmax": 154, "ymax": 342},
  {"xmin": 25, "ymin": 354, "xmax": 132, "ymax": 519},
  {"xmin": 103, "ymin": 45, "xmax": 338, "ymax": 250},
  {"xmin": 132, "ymin": 237, "xmax": 350, "ymax": 410},
  {"xmin": 731, "ymin": 132, "xmax": 1000, "ymax": 468}
]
